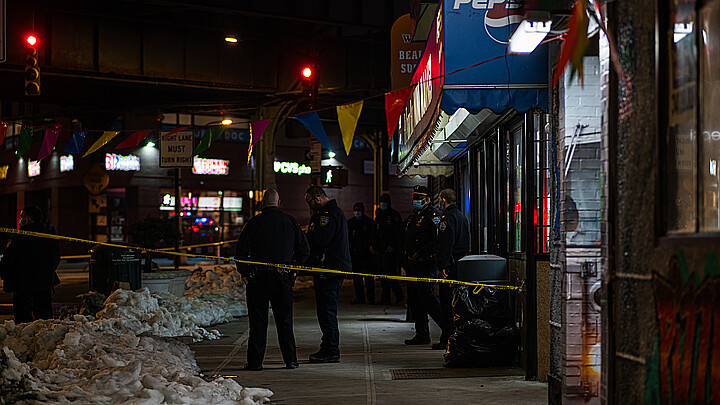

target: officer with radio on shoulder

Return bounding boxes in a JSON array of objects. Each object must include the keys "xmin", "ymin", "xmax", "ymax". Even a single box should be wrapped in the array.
[{"xmin": 235, "ymin": 188, "xmax": 310, "ymax": 371}]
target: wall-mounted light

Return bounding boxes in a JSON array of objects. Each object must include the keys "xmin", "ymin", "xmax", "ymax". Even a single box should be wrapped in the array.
[
  {"xmin": 328, "ymin": 151, "xmax": 336, "ymax": 158},
  {"xmin": 509, "ymin": 18, "xmax": 552, "ymax": 54},
  {"xmin": 225, "ymin": 36, "xmax": 239, "ymax": 43},
  {"xmin": 145, "ymin": 141, "xmax": 155, "ymax": 148},
  {"xmin": 221, "ymin": 119, "xmax": 232, "ymax": 125}
]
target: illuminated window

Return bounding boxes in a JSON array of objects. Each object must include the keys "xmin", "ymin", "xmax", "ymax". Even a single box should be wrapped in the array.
[{"xmin": 534, "ymin": 114, "xmax": 551, "ymax": 253}]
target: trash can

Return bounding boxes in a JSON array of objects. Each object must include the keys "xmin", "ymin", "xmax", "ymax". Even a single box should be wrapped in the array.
[
  {"xmin": 456, "ymin": 254, "xmax": 507, "ymax": 282},
  {"xmin": 89, "ymin": 245, "xmax": 141, "ymax": 296}
]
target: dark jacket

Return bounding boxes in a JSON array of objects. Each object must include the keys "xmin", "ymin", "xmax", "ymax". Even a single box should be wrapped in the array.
[
  {"xmin": 235, "ymin": 206, "xmax": 310, "ymax": 277},
  {"xmin": 372, "ymin": 206, "xmax": 403, "ymax": 254},
  {"xmin": 306, "ymin": 199, "xmax": 352, "ymax": 273},
  {"xmin": 348, "ymin": 214, "xmax": 373, "ymax": 261},
  {"xmin": 435, "ymin": 204, "xmax": 470, "ymax": 270},
  {"xmin": 403, "ymin": 203, "xmax": 442, "ymax": 262},
  {"xmin": 0, "ymin": 222, "xmax": 60, "ymax": 292}
]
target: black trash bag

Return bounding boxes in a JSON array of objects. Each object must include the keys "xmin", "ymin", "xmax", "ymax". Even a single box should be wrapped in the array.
[
  {"xmin": 443, "ymin": 324, "xmax": 520, "ymax": 368},
  {"xmin": 452, "ymin": 286, "xmax": 513, "ymax": 324}
]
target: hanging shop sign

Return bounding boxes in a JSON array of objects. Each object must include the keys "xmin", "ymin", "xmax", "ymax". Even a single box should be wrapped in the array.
[
  {"xmin": 28, "ymin": 160, "xmax": 41, "ymax": 177},
  {"xmin": 60, "ymin": 155, "xmax": 74, "ymax": 172},
  {"xmin": 192, "ymin": 157, "xmax": 229, "ymax": 175},
  {"xmin": 391, "ymin": 14, "xmax": 426, "ymax": 90},
  {"xmin": 160, "ymin": 130, "xmax": 194, "ymax": 168},
  {"xmin": 274, "ymin": 161, "xmax": 311, "ymax": 175},
  {"xmin": 105, "ymin": 153, "xmax": 140, "ymax": 171},
  {"xmin": 0, "ymin": 165, "xmax": 8, "ymax": 180}
]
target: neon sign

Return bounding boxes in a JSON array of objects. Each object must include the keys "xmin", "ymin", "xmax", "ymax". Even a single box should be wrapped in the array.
[
  {"xmin": 160, "ymin": 193, "xmax": 243, "ymax": 211},
  {"xmin": 274, "ymin": 161, "xmax": 311, "ymax": 175},
  {"xmin": 28, "ymin": 161, "xmax": 41, "ymax": 177},
  {"xmin": 60, "ymin": 155, "xmax": 74, "ymax": 172},
  {"xmin": 192, "ymin": 157, "xmax": 229, "ymax": 175},
  {"xmin": 105, "ymin": 153, "xmax": 140, "ymax": 171}
]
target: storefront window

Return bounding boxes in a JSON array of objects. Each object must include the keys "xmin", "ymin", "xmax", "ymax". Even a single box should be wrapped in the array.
[
  {"xmin": 512, "ymin": 126, "xmax": 523, "ymax": 252},
  {"xmin": 534, "ymin": 114, "xmax": 551, "ymax": 254},
  {"xmin": 664, "ymin": 0, "xmax": 720, "ymax": 233}
]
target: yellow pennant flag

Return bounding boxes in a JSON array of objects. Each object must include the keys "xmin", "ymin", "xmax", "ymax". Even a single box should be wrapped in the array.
[
  {"xmin": 83, "ymin": 131, "xmax": 120, "ymax": 158},
  {"xmin": 336, "ymin": 100, "xmax": 363, "ymax": 156}
]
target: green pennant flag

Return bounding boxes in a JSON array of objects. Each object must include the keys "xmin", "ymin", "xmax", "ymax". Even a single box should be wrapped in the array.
[
  {"xmin": 17, "ymin": 125, "xmax": 34, "ymax": 156},
  {"xmin": 192, "ymin": 126, "xmax": 225, "ymax": 156}
]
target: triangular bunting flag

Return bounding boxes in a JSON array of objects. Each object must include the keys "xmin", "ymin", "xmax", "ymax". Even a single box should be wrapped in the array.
[
  {"xmin": 192, "ymin": 126, "xmax": 225, "ymax": 156},
  {"xmin": 83, "ymin": 131, "xmax": 120, "ymax": 158},
  {"xmin": 161, "ymin": 126, "xmax": 191, "ymax": 138},
  {"xmin": 64, "ymin": 131, "xmax": 87, "ymax": 154},
  {"xmin": 385, "ymin": 87, "xmax": 413, "ymax": 139},
  {"xmin": 0, "ymin": 122, "xmax": 7, "ymax": 146},
  {"xmin": 247, "ymin": 119, "xmax": 271, "ymax": 164},
  {"xmin": 115, "ymin": 130, "xmax": 152, "ymax": 149},
  {"xmin": 294, "ymin": 112, "xmax": 332, "ymax": 152},
  {"xmin": 38, "ymin": 129, "xmax": 61, "ymax": 160},
  {"xmin": 337, "ymin": 101, "xmax": 363, "ymax": 156},
  {"xmin": 17, "ymin": 125, "xmax": 34, "ymax": 156}
]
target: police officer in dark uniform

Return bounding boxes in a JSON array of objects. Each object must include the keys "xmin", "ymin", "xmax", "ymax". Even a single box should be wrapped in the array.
[
  {"xmin": 348, "ymin": 202, "xmax": 375, "ymax": 304},
  {"xmin": 402, "ymin": 185, "xmax": 453, "ymax": 345},
  {"xmin": 434, "ymin": 188, "xmax": 470, "ymax": 350},
  {"xmin": 235, "ymin": 189, "xmax": 310, "ymax": 371},
  {"xmin": 305, "ymin": 186, "xmax": 352, "ymax": 363},
  {"xmin": 371, "ymin": 193, "xmax": 405, "ymax": 305}
]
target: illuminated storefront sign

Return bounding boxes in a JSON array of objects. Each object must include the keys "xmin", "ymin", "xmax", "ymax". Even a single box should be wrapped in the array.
[
  {"xmin": 192, "ymin": 157, "xmax": 229, "ymax": 175},
  {"xmin": 105, "ymin": 153, "xmax": 140, "ymax": 171},
  {"xmin": 60, "ymin": 155, "xmax": 74, "ymax": 172},
  {"xmin": 28, "ymin": 160, "xmax": 41, "ymax": 177},
  {"xmin": 274, "ymin": 161, "xmax": 311, "ymax": 175},
  {"xmin": 0, "ymin": 165, "xmax": 9, "ymax": 180},
  {"xmin": 160, "ymin": 193, "xmax": 243, "ymax": 211}
]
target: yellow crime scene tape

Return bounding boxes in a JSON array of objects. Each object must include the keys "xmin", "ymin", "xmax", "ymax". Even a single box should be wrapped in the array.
[
  {"xmin": 58, "ymin": 240, "xmax": 236, "ymax": 260},
  {"xmin": 0, "ymin": 227, "xmax": 519, "ymax": 292}
]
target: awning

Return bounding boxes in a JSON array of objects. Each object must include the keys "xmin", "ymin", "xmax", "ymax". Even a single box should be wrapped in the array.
[{"xmin": 397, "ymin": 0, "xmax": 549, "ymax": 176}]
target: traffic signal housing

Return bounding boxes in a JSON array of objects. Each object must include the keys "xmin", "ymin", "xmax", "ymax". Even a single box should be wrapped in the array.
[
  {"xmin": 25, "ymin": 35, "xmax": 41, "ymax": 96},
  {"xmin": 298, "ymin": 65, "xmax": 316, "ymax": 112}
]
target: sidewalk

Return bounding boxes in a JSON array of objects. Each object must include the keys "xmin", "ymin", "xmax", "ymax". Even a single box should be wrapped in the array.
[{"xmin": 192, "ymin": 281, "xmax": 547, "ymax": 405}]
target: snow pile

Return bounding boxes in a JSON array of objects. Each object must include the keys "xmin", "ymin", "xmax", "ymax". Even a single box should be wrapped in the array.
[
  {"xmin": 0, "ymin": 319, "xmax": 272, "ymax": 404},
  {"xmin": 96, "ymin": 288, "xmax": 224, "ymax": 341},
  {"xmin": 184, "ymin": 265, "xmax": 248, "ymax": 316}
]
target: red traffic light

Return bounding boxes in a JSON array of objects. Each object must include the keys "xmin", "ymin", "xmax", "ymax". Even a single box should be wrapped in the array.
[
  {"xmin": 26, "ymin": 35, "xmax": 37, "ymax": 46},
  {"xmin": 301, "ymin": 67, "xmax": 313, "ymax": 79}
]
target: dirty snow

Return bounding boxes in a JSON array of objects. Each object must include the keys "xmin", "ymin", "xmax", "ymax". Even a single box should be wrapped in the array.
[{"xmin": 184, "ymin": 265, "xmax": 248, "ymax": 317}]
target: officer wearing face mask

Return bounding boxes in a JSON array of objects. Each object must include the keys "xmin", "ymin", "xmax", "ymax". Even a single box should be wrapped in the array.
[
  {"xmin": 348, "ymin": 202, "xmax": 375, "ymax": 304},
  {"xmin": 402, "ymin": 186, "xmax": 452, "ymax": 346},
  {"xmin": 304, "ymin": 186, "xmax": 351, "ymax": 363},
  {"xmin": 371, "ymin": 193, "xmax": 404, "ymax": 305}
]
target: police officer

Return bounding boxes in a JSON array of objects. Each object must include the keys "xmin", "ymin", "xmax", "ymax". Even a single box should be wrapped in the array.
[
  {"xmin": 434, "ymin": 188, "xmax": 470, "ymax": 350},
  {"xmin": 305, "ymin": 186, "xmax": 351, "ymax": 363},
  {"xmin": 402, "ymin": 185, "xmax": 452, "ymax": 346},
  {"xmin": 348, "ymin": 202, "xmax": 375, "ymax": 304},
  {"xmin": 235, "ymin": 189, "xmax": 310, "ymax": 371},
  {"xmin": 371, "ymin": 193, "xmax": 405, "ymax": 305}
]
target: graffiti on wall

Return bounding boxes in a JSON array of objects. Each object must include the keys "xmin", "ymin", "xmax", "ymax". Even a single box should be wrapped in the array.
[{"xmin": 645, "ymin": 250, "xmax": 720, "ymax": 404}]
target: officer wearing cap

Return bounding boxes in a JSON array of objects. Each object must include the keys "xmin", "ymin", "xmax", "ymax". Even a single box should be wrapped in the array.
[
  {"xmin": 402, "ymin": 185, "xmax": 452, "ymax": 346},
  {"xmin": 235, "ymin": 188, "xmax": 310, "ymax": 371},
  {"xmin": 371, "ymin": 193, "xmax": 404, "ymax": 305},
  {"xmin": 348, "ymin": 202, "xmax": 375, "ymax": 304},
  {"xmin": 304, "ymin": 186, "xmax": 351, "ymax": 363},
  {"xmin": 434, "ymin": 188, "xmax": 470, "ymax": 350}
]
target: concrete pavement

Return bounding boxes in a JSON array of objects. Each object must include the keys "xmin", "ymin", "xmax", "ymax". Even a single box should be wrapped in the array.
[{"xmin": 192, "ymin": 280, "xmax": 547, "ymax": 405}]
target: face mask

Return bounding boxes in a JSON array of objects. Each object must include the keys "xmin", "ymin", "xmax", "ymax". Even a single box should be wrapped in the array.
[
  {"xmin": 354, "ymin": 211, "xmax": 362, "ymax": 219},
  {"xmin": 413, "ymin": 200, "xmax": 424, "ymax": 210},
  {"xmin": 379, "ymin": 202, "xmax": 388, "ymax": 211}
]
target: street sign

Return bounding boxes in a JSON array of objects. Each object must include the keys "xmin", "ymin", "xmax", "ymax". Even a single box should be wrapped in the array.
[
  {"xmin": 83, "ymin": 164, "xmax": 109, "ymax": 195},
  {"xmin": 320, "ymin": 166, "xmax": 348, "ymax": 188},
  {"xmin": 88, "ymin": 194, "xmax": 107, "ymax": 213},
  {"xmin": 160, "ymin": 130, "xmax": 193, "ymax": 167},
  {"xmin": 309, "ymin": 138, "xmax": 322, "ymax": 173}
]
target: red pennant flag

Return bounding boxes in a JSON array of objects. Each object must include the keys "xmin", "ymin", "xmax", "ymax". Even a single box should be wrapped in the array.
[
  {"xmin": 552, "ymin": 0, "xmax": 589, "ymax": 85},
  {"xmin": 115, "ymin": 130, "xmax": 152, "ymax": 149},
  {"xmin": 385, "ymin": 87, "xmax": 413, "ymax": 139},
  {"xmin": 247, "ymin": 119, "xmax": 271, "ymax": 164},
  {"xmin": 0, "ymin": 121, "xmax": 7, "ymax": 146},
  {"xmin": 161, "ymin": 126, "xmax": 191, "ymax": 138},
  {"xmin": 38, "ymin": 129, "xmax": 61, "ymax": 160}
]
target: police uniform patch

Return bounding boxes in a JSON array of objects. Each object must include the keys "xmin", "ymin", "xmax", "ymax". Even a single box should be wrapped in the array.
[
  {"xmin": 439, "ymin": 221, "xmax": 447, "ymax": 232},
  {"xmin": 320, "ymin": 216, "xmax": 330, "ymax": 226},
  {"xmin": 432, "ymin": 216, "xmax": 441, "ymax": 225}
]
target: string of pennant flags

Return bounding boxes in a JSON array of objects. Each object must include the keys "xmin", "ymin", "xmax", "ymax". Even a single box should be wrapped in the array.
[{"xmin": 0, "ymin": 4, "xmax": 624, "ymax": 165}]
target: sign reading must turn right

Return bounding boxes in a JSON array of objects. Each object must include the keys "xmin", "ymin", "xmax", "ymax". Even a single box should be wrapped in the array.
[{"xmin": 160, "ymin": 130, "xmax": 194, "ymax": 168}]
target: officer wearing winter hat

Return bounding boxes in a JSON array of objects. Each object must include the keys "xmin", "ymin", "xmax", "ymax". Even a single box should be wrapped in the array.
[
  {"xmin": 402, "ymin": 185, "xmax": 452, "ymax": 346},
  {"xmin": 348, "ymin": 202, "xmax": 375, "ymax": 304}
]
